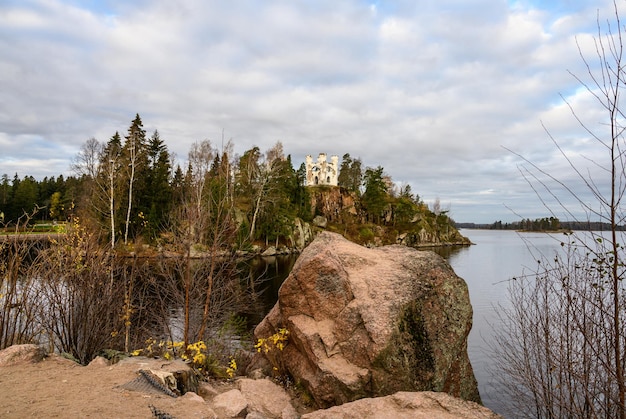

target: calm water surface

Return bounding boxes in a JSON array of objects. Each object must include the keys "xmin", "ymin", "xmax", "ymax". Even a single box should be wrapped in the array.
[{"xmin": 448, "ymin": 229, "xmax": 570, "ymax": 416}]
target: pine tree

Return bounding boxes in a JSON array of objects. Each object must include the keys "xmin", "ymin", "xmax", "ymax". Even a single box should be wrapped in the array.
[
  {"xmin": 362, "ymin": 166, "xmax": 388, "ymax": 223},
  {"xmin": 12, "ymin": 176, "xmax": 39, "ymax": 220},
  {"xmin": 338, "ymin": 153, "xmax": 363, "ymax": 194},
  {"xmin": 338, "ymin": 153, "xmax": 353, "ymax": 189},
  {"xmin": 294, "ymin": 161, "xmax": 312, "ymax": 221},
  {"xmin": 144, "ymin": 130, "xmax": 172, "ymax": 241},
  {"xmin": 171, "ymin": 165, "xmax": 185, "ymax": 205}
]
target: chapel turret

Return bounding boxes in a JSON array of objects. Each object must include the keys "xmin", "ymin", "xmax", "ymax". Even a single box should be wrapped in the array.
[{"xmin": 305, "ymin": 153, "xmax": 338, "ymax": 186}]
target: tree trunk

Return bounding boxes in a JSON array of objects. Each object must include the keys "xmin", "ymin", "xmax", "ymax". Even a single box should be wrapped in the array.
[
  {"xmin": 109, "ymin": 163, "xmax": 115, "ymax": 249},
  {"xmin": 124, "ymin": 160, "xmax": 134, "ymax": 245}
]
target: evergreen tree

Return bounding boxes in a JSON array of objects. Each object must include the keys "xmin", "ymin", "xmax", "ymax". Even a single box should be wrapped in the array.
[
  {"xmin": 295, "ymin": 162, "xmax": 312, "ymax": 221},
  {"xmin": 350, "ymin": 158, "xmax": 363, "ymax": 194},
  {"xmin": 144, "ymin": 130, "xmax": 172, "ymax": 241},
  {"xmin": 362, "ymin": 166, "xmax": 388, "ymax": 223},
  {"xmin": 338, "ymin": 153, "xmax": 363, "ymax": 194},
  {"xmin": 338, "ymin": 153, "xmax": 352, "ymax": 189},
  {"xmin": 171, "ymin": 164, "xmax": 185, "ymax": 204},
  {"xmin": 61, "ymin": 175, "xmax": 80, "ymax": 220},
  {"xmin": 393, "ymin": 184, "xmax": 418, "ymax": 226},
  {"xmin": 12, "ymin": 176, "xmax": 39, "ymax": 220},
  {"xmin": 256, "ymin": 151, "xmax": 297, "ymax": 246},
  {"xmin": 236, "ymin": 146, "xmax": 262, "ymax": 200},
  {"xmin": 209, "ymin": 153, "xmax": 221, "ymax": 178},
  {"xmin": 236, "ymin": 142, "xmax": 300, "ymax": 243}
]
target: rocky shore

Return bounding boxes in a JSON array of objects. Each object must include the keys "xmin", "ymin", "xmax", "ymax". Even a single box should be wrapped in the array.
[{"xmin": 0, "ymin": 345, "xmax": 501, "ymax": 418}]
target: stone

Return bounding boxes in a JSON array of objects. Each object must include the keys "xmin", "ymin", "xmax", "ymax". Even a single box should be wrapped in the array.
[
  {"xmin": 301, "ymin": 391, "xmax": 502, "ymax": 419},
  {"xmin": 178, "ymin": 391, "xmax": 205, "ymax": 403},
  {"xmin": 238, "ymin": 378, "xmax": 298, "ymax": 418},
  {"xmin": 262, "ymin": 246, "xmax": 278, "ymax": 256},
  {"xmin": 313, "ymin": 215, "xmax": 328, "ymax": 228},
  {"xmin": 212, "ymin": 389, "xmax": 248, "ymax": 417},
  {"xmin": 312, "ymin": 216, "xmax": 327, "ymax": 228},
  {"xmin": 87, "ymin": 356, "xmax": 109, "ymax": 367},
  {"xmin": 0, "ymin": 344, "xmax": 47, "ymax": 366},
  {"xmin": 247, "ymin": 368, "xmax": 266, "ymax": 380},
  {"xmin": 291, "ymin": 218, "xmax": 313, "ymax": 250},
  {"xmin": 198, "ymin": 381, "xmax": 220, "ymax": 398},
  {"xmin": 254, "ymin": 232, "xmax": 480, "ymax": 408}
]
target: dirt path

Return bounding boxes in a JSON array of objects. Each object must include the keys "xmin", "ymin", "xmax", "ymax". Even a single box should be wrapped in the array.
[{"xmin": 0, "ymin": 354, "xmax": 220, "ymax": 418}]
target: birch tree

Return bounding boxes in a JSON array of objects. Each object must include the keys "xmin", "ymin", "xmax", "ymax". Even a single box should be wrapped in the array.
[
  {"xmin": 73, "ymin": 134, "xmax": 121, "ymax": 249},
  {"xmin": 121, "ymin": 114, "xmax": 147, "ymax": 245}
]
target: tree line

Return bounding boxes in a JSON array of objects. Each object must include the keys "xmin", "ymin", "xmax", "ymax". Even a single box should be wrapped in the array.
[
  {"xmin": 1, "ymin": 114, "xmax": 447, "ymax": 250},
  {"xmin": 457, "ymin": 218, "xmax": 626, "ymax": 231},
  {"xmin": 481, "ymin": 217, "xmax": 563, "ymax": 231}
]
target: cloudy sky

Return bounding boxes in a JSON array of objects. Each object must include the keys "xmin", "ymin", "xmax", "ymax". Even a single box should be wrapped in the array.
[{"xmin": 1, "ymin": 0, "xmax": 622, "ymax": 223}]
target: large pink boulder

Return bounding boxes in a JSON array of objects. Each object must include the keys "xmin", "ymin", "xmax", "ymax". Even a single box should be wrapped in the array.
[{"xmin": 254, "ymin": 232, "xmax": 480, "ymax": 408}]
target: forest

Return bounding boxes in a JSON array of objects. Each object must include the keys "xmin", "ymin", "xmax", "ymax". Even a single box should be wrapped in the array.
[{"xmin": 0, "ymin": 113, "xmax": 459, "ymax": 250}]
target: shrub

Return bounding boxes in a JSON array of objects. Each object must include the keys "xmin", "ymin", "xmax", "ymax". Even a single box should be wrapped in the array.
[
  {"xmin": 254, "ymin": 328, "xmax": 290, "ymax": 380},
  {"xmin": 131, "ymin": 338, "xmax": 239, "ymax": 379}
]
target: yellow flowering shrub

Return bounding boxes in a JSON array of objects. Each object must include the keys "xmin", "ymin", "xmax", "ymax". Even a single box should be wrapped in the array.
[
  {"xmin": 130, "ymin": 338, "xmax": 239, "ymax": 379},
  {"xmin": 226, "ymin": 358, "xmax": 237, "ymax": 378},
  {"xmin": 181, "ymin": 340, "xmax": 208, "ymax": 367},
  {"xmin": 254, "ymin": 328, "xmax": 290, "ymax": 379}
]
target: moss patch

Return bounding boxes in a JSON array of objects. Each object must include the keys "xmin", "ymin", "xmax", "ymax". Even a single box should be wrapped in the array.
[{"xmin": 372, "ymin": 300, "xmax": 435, "ymax": 394}]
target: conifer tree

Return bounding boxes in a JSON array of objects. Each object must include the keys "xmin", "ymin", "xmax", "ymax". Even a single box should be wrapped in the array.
[
  {"xmin": 171, "ymin": 164, "xmax": 185, "ymax": 205},
  {"xmin": 11, "ymin": 176, "xmax": 39, "ymax": 219},
  {"xmin": 338, "ymin": 153, "xmax": 353, "ymax": 189},
  {"xmin": 144, "ymin": 130, "xmax": 172, "ymax": 241},
  {"xmin": 362, "ymin": 166, "xmax": 387, "ymax": 223},
  {"xmin": 338, "ymin": 153, "xmax": 363, "ymax": 193},
  {"xmin": 295, "ymin": 162, "xmax": 311, "ymax": 221}
]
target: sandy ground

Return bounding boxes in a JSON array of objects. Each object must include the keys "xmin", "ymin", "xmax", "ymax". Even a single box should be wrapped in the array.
[{"xmin": 0, "ymin": 354, "xmax": 227, "ymax": 418}]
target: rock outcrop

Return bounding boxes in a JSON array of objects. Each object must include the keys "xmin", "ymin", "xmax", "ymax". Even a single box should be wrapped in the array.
[
  {"xmin": 253, "ymin": 232, "xmax": 480, "ymax": 408},
  {"xmin": 0, "ymin": 344, "xmax": 46, "ymax": 366},
  {"xmin": 301, "ymin": 391, "xmax": 500, "ymax": 419},
  {"xmin": 309, "ymin": 187, "xmax": 358, "ymax": 224}
]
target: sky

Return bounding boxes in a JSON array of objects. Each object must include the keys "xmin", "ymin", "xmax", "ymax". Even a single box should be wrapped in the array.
[{"xmin": 0, "ymin": 0, "xmax": 622, "ymax": 223}]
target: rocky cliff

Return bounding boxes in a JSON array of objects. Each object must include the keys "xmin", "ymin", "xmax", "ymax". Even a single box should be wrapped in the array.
[
  {"xmin": 254, "ymin": 232, "xmax": 480, "ymax": 408},
  {"xmin": 304, "ymin": 186, "xmax": 470, "ymax": 248}
]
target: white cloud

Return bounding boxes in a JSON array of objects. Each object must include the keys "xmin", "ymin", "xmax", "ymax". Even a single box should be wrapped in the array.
[{"xmin": 0, "ymin": 0, "xmax": 621, "ymax": 222}]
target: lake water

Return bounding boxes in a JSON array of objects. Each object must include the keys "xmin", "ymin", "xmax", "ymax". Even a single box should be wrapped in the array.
[{"xmin": 447, "ymin": 229, "xmax": 570, "ymax": 416}]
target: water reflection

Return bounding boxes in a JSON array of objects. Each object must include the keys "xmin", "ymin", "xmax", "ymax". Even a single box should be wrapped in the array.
[
  {"xmin": 423, "ymin": 244, "xmax": 470, "ymax": 260},
  {"xmin": 243, "ymin": 254, "xmax": 298, "ymax": 326}
]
